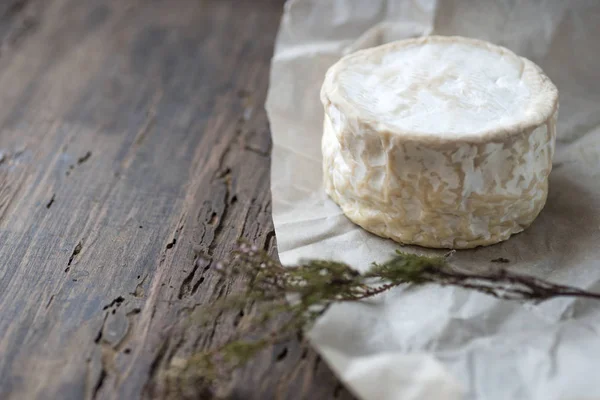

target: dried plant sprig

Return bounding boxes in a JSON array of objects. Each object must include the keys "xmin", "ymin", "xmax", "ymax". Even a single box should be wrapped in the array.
[
  {"xmin": 167, "ymin": 241, "xmax": 600, "ymax": 393},
  {"xmin": 367, "ymin": 254, "xmax": 600, "ymax": 302}
]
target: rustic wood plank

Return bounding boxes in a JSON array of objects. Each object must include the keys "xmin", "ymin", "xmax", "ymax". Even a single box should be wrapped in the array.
[{"xmin": 0, "ymin": 0, "xmax": 356, "ymax": 399}]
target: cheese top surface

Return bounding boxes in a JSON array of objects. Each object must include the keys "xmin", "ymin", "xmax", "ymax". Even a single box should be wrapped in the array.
[{"xmin": 328, "ymin": 37, "xmax": 556, "ymax": 138}]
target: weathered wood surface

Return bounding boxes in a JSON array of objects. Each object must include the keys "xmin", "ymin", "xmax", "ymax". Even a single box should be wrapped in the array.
[{"xmin": 0, "ymin": 0, "xmax": 355, "ymax": 399}]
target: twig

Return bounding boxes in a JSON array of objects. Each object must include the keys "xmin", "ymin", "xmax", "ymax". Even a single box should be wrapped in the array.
[{"xmin": 167, "ymin": 241, "xmax": 600, "ymax": 393}]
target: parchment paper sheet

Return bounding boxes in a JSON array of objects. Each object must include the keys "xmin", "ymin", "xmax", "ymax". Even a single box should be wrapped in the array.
[{"xmin": 265, "ymin": 1, "xmax": 600, "ymax": 399}]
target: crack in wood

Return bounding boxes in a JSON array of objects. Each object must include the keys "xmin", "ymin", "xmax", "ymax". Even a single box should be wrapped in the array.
[
  {"xmin": 233, "ymin": 308, "xmax": 245, "ymax": 328},
  {"xmin": 214, "ymin": 139, "xmax": 235, "ymax": 180},
  {"xmin": 126, "ymin": 308, "xmax": 141, "ymax": 316},
  {"xmin": 102, "ymin": 296, "xmax": 124, "ymax": 310},
  {"xmin": 165, "ymin": 223, "xmax": 184, "ymax": 251},
  {"xmin": 93, "ymin": 343, "xmax": 119, "ymax": 400},
  {"xmin": 66, "ymin": 240, "xmax": 83, "ymax": 271},
  {"xmin": 214, "ymin": 166, "xmax": 231, "ymax": 181},
  {"xmin": 191, "ymin": 275, "xmax": 204, "ymax": 295},
  {"xmin": 77, "ymin": 151, "xmax": 92, "ymax": 165},
  {"xmin": 207, "ymin": 173, "xmax": 235, "ymax": 258},
  {"xmin": 205, "ymin": 317, "xmax": 221, "ymax": 349},
  {"xmin": 177, "ymin": 263, "xmax": 198, "ymax": 300},
  {"xmin": 208, "ymin": 211, "xmax": 217, "ymax": 225},
  {"xmin": 275, "ymin": 346, "xmax": 288, "ymax": 362},
  {"xmin": 195, "ymin": 202, "xmax": 212, "ymax": 249},
  {"xmin": 94, "ymin": 313, "xmax": 109, "ymax": 344},
  {"xmin": 165, "ymin": 238, "xmax": 176, "ymax": 250},
  {"xmin": 91, "ymin": 368, "xmax": 107, "ymax": 400},
  {"xmin": 45, "ymin": 193, "xmax": 55, "ymax": 209},
  {"xmin": 45, "ymin": 294, "xmax": 55, "ymax": 309},
  {"xmin": 264, "ymin": 229, "xmax": 276, "ymax": 252}
]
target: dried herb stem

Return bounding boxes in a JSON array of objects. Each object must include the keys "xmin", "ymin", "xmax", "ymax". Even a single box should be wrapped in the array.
[{"xmin": 168, "ymin": 241, "xmax": 600, "ymax": 394}]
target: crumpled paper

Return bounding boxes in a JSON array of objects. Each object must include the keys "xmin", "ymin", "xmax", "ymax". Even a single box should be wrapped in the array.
[{"xmin": 265, "ymin": 1, "xmax": 600, "ymax": 399}]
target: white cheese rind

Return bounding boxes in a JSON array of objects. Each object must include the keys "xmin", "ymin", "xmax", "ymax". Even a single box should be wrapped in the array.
[{"xmin": 321, "ymin": 36, "xmax": 558, "ymax": 249}]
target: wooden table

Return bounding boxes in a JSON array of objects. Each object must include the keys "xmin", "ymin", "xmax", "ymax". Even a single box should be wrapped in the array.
[{"xmin": 0, "ymin": 0, "xmax": 355, "ymax": 399}]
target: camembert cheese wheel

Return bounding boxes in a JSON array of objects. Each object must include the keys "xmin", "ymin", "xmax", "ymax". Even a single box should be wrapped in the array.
[{"xmin": 321, "ymin": 36, "xmax": 558, "ymax": 249}]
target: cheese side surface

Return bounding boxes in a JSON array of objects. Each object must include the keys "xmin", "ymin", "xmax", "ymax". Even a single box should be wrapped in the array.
[{"xmin": 321, "ymin": 36, "xmax": 558, "ymax": 249}]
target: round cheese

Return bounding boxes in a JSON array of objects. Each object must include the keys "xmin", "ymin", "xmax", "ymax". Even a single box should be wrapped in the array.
[{"xmin": 321, "ymin": 36, "xmax": 558, "ymax": 249}]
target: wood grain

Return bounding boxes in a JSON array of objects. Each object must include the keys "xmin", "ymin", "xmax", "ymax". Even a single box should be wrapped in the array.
[{"xmin": 0, "ymin": 0, "xmax": 356, "ymax": 399}]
